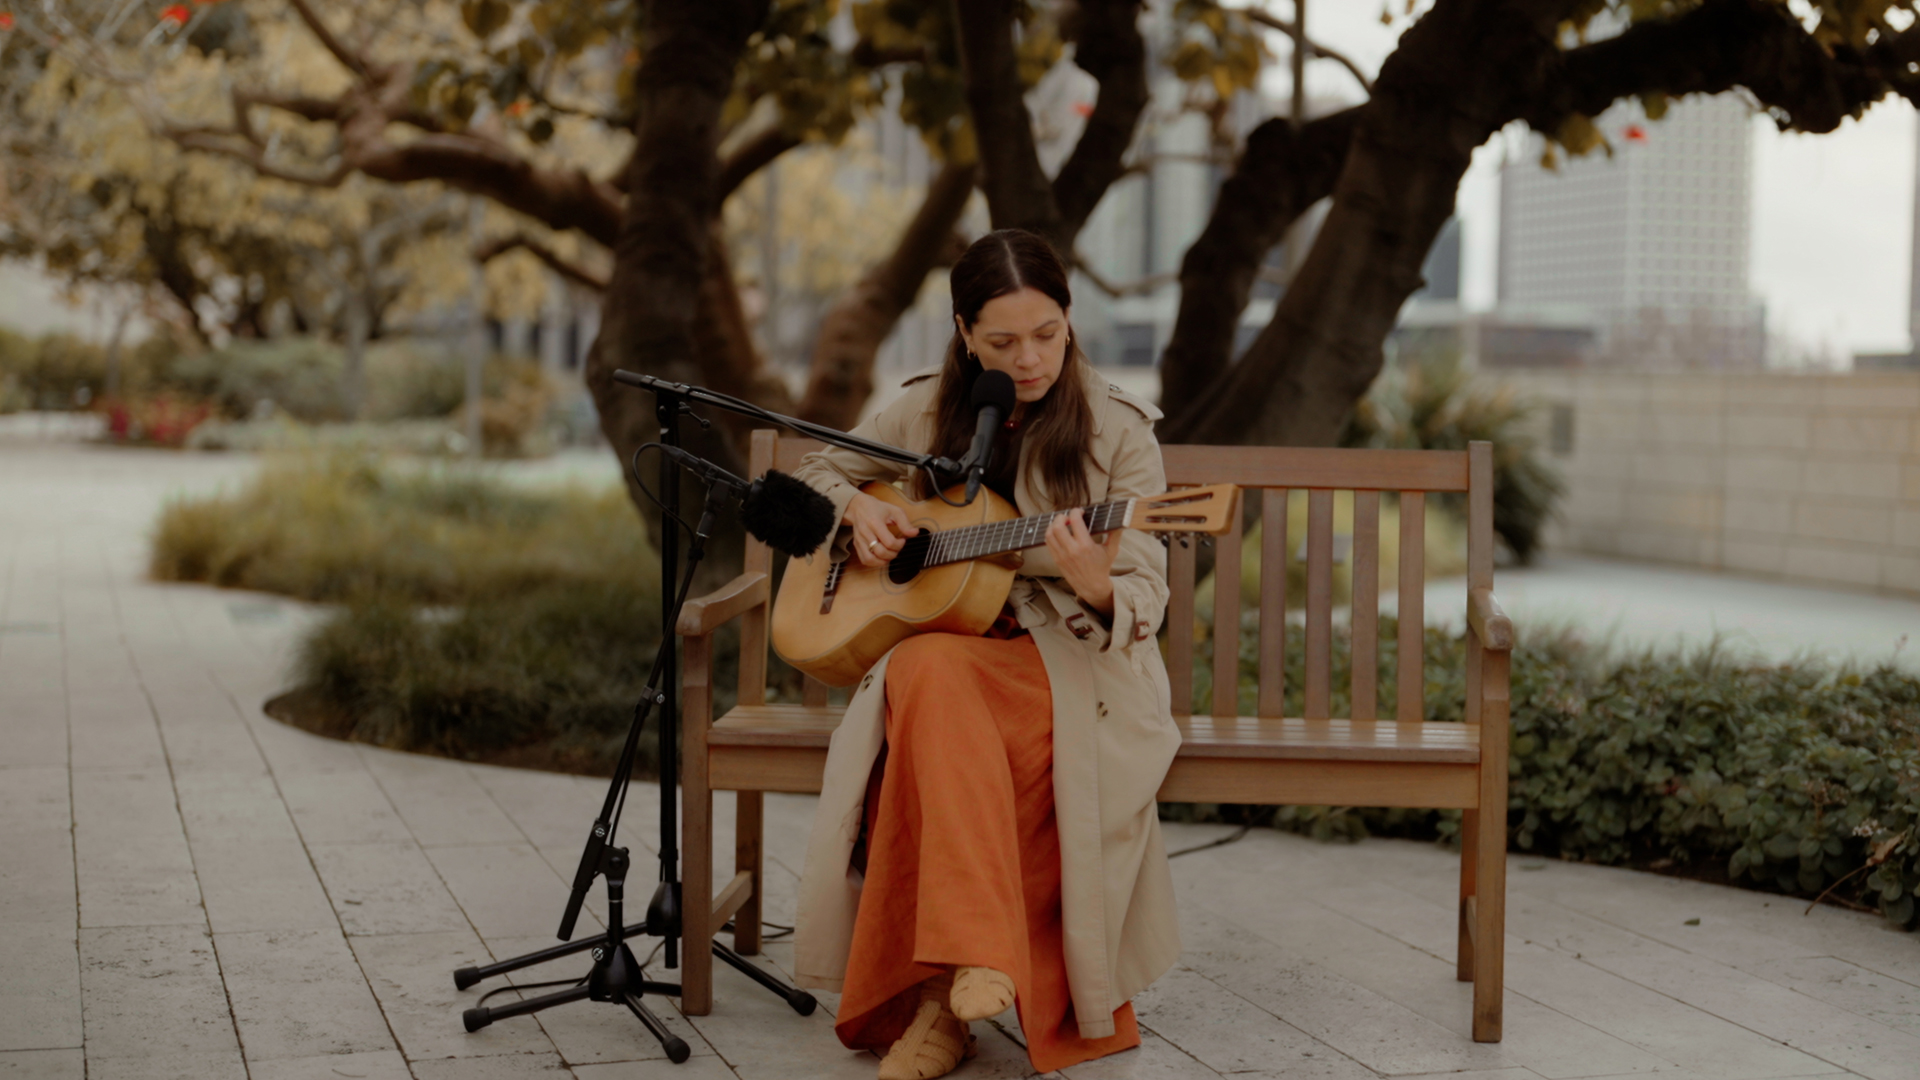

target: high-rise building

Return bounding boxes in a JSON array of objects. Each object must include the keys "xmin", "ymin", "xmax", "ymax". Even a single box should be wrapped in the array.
[{"xmin": 1497, "ymin": 94, "xmax": 1762, "ymax": 367}]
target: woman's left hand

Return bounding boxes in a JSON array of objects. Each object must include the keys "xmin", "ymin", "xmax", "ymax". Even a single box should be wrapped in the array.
[{"xmin": 1046, "ymin": 508, "xmax": 1122, "ymax": 616}]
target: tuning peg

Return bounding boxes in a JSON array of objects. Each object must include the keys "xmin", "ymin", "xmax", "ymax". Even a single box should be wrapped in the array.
[{"xmin": 1178, "ymin": 536, "xmax": 1191, "ymax": 549}]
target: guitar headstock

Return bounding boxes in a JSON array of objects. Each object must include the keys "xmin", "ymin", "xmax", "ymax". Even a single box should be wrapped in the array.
[{"xmin": 1128, "ymin": 484, "xmax": 1240, "ymax": 536}]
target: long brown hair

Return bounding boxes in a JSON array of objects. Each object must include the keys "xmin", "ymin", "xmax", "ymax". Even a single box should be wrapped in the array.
[{"xmin": 924, "ymin": 229, "xmax": 1097, "ymax": 507}]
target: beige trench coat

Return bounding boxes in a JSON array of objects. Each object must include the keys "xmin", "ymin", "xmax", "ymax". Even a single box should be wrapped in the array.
[{"xmin": 789, "ymin": 362, "xmax": 1183, "ymax": 1040}]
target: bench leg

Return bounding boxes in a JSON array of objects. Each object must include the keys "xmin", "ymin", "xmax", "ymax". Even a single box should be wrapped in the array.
[
  {"xmin": 1457, "ymin": 809, "xmax": 1478, "ymax": 983},
  {"xmin": 734, "ymin": 791, "xmax": 763, "ymax": 955},
  {"xmin": 1471, "ymin": 794, "xmax": 1505, "ymax": 1042}
]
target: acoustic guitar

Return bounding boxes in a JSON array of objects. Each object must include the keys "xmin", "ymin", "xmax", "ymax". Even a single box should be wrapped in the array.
[{"xmin": 770, "ymin": 481, "xmax": 1239, "ymax": 686}]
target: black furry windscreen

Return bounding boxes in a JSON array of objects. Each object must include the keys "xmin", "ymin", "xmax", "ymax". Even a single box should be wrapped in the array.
[{"xmin": 741, "ymin": 470, "xmax": 837, "ymax": 558}]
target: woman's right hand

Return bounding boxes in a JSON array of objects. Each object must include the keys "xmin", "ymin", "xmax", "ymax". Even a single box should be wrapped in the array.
[{"xmin": 845, "ymin": 491, "xmax": 919, "ymax": 567}]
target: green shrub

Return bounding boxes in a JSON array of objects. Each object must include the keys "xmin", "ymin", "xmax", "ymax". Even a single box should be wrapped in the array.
[
  {"xmin": 151, "ymin": 452, "xmax": 651, "ymax": 603},
  {"xmin": 154, "ymin": 452, "xmax": 668, "ymax": 771},
  {"xmin": 1167, "ymin": 614, "xmax": 1920, "ymax": 928}
]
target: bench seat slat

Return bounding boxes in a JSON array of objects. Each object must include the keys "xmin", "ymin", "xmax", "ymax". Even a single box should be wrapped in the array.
[{"xmin": 711, "ymin": 705, "xmax": 1478, "ymax": 764}]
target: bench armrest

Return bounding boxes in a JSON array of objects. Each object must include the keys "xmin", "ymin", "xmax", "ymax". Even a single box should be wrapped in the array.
[
  {"xmin": 677, "ymin": 572, "xmax": 770, "ymax": 638},
  {"xmin": 1468, "ymin": 587, "xmax": 1513, "ymax": 652}
]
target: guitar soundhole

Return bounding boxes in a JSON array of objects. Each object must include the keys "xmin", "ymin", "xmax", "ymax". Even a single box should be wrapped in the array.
[{"xmin": 887, "ymin": 536, "xmax": 931, "ymax": 585}]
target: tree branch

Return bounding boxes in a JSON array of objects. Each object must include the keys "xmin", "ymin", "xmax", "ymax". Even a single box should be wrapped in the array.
[
  {"xmin": 1157, "ymin": 106, "xmax": 1360, "ymax": 425},
  {"xmin": 953, "ymin": 0, "xmax": 1063, "ymax": 245},
  {"xmin": 476, "ymin": 234, "xmax": 610, "ymax": 291},
  {"xmin": 717, "ymin": 124, "xmax": 802, "ymax": 201},
  {"xmin": 798, "ymin": 161, "xmax": 978, "ymax": 429},
  {"xmin": 166, "ymin": 129, "xmax": 352, "ymax": 186},
  {"xmin": 1051, "ymin": 0, "xmax": 1150, "ymax": 247},
  {"xmin": 286, "ymin": 0, "xmax": 370, "ymax": 79},
  {"xmin": 1527, "ymin": 0, "xmax": 1895, "ymax": 136},
  {"xmin": 1244, "ymin": 8, "xmax": 1373, "ymax": 96},
  {"xmin": 348, "ymin": 133, "xmax": 624, "ymax": 245},
  {"xmin": 1072, "ymin": 253, "xmax": 1175, "ymax": 298}
]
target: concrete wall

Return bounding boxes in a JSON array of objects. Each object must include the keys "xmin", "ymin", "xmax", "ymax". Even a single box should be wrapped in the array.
[{"xmin": 1490, "ymin": 370, "xmax": 1920, "ymax": 597}]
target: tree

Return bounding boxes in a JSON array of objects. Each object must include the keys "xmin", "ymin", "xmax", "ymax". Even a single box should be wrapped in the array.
[{"xmin": 9, "ymin": 0, "xmax": 1916, "ymax": 568}]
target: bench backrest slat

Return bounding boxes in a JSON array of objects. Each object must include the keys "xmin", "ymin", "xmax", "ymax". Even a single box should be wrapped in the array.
[
  {"xmin": 1211, "ymin": 490, "xmax": 1244, "ymax": 718},
  {"xmin": 1397, "ymin": 490, "xmax": 1427, "ymax": 722},
  {"xmin": 1303, "ymin": 489, "xmax": 1335, "ymax": 719},
  {"xmin": 1257, "ymin": 490, "xmax": 1288, "ymax": 718},
  {"xmin": 1350, "ymin": 490, "xmax": 1381, "ymax": 721}
]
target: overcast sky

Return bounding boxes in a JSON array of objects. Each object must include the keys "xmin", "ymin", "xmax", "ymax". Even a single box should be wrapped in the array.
[{"xmin": 1261, "ymin": 5, "xmax": 1918, "ymax": 360}]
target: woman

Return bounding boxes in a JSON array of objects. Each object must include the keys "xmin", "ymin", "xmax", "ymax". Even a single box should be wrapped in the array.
[{"xmin": 791, "ymin": 229, "xmax": 1182, "ymax": 1080}]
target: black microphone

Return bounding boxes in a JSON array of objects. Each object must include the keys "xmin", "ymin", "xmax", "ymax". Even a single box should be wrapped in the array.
[
  {"xmin": 652, "ymin": 444, "xmax": 837, "ymax": 558},
  {"xmin": 961, "ymin": 369, "xmax": 1017, "ymax": 504}
]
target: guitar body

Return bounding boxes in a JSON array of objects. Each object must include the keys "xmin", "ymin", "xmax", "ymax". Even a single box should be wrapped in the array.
[{"xmin": 771, "ymin": 482, "xmax": 1022, "ymax": 687}]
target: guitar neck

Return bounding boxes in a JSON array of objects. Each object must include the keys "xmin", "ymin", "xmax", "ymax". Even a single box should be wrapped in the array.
[{"xmin": 920, "ymin": 500, "xmax": 1132, "ymax": 568}]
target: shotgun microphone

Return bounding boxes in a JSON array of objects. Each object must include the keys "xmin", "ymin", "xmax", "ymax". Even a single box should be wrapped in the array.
[
  {"xmin": 652, "ymin": 444, "xmax": 837, "ymax": 558},
  {"xmin": 960, "ymin": 369, "xmax": 1017, "ymax": 505}
]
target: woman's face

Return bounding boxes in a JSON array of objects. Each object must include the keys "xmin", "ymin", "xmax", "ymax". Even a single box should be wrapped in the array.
[{"xmin": 957, "ymin": 287, "xmax": 1070, "ymax": 405}]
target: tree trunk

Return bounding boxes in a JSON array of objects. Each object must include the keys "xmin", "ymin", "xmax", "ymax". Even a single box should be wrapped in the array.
[
  {"xmin": 796, "ymin": 161, "xmax": 976, "ymax": 430},
  {"xmin": 586, "ymin": 0, "xmax": 769, "ymax": 572},
  {"xmin": 1156, "ymin": 108, "xmax": 1360, "ymax": 428},
  {"xmin": 1162, "ymin": 1, "xmax": 1566, "ymax": 449}
]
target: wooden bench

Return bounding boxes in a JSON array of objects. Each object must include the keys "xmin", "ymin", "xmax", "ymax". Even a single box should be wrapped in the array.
[{"xmin": 677, "ymin": 430, "xmax": 1513, "ymax": 1042}]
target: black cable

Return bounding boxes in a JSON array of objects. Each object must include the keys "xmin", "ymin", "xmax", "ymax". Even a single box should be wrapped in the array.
[
  {"xmin": 629, "ymin": 443, "xmax": 694, "ymax": 542},
  {"xmin": 1168, "ymin": 824, "xmax": 1252, "ymax": 858}
]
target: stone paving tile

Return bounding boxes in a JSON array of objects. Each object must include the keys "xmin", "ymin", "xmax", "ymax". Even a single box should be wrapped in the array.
[
  {"xmin": 0, "ymin": 1048, "xmax": 84, "ymax": 1079},
  {"xmin": 0, "ymin": 923, "xmax": 82, "ymax": 1053},
  {"xmin": 1498, "ymin": 943, "xmax": 1835, "ymax": 1079},
  {"xmin": 426, "ymin": 843, "xmax": 580, "ymax": 940},
  {"xmin": 309, "ymin": 841, "xmax": 473, "ymax": 937},
  {"xmin": 85, "ymin": 1050, "xmax": 248, "ymax": 1080},
  {"xmin": 278, "ymin": 770, "xmax": 415, "ymax": 845},
  {"xmin": 1583, "ymin": 950, "xmax": 1920, "ymax": 1080},
  {"xmin": 70, "ymin": 769, "xmax": 204, "ymax": 929},
  {"xmin": 1741, "ymin": 956, "xmax": 1920, "ymax": 1038},
  {"xmin": 361, "ymin": 748, "xmax": 528, "ymax": 847},
  {"xmin": 1130, "ymin": 966, "xmax": 1375, "ymax": 1080},
  {"xmin": 574, "ymin": 1056, "xmax": 746, "ymax": 1080},
  {"xmin": 469, "ymin": 762, "xmax": 615, "ymax": 851},
  {"xmin": 66, "ymin": 691, "xmax": 168, "ymax": 773},
  {"xmin": 213, "ymin": 928, "xmax": 395, "ymax": 1063},
  {"xmin": 77, "ymin": 925, "xmax": 238, "ymax": 1061},
  {"xmin": 350, "ymin": 930, "xmax": 557, "ymax": 1062},
  {"xmin": 247, "ymin": 1049, "xmax": 413, "ymax": 1080},
  {"xmin": 1172, "ymin": 907, "xmax": 1512, "ymax": 1077},
  {"xmin": 408, "ymin": 1052, "xmax": 575, "ymax": 1079},
  {"xmin": 190, "ymin": 835, "xmax": 343, "ymax": 934}
]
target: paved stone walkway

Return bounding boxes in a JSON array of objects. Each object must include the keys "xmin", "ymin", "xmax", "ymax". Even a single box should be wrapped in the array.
[{"xmin": 5, "ymin": 443, "xmax": 1920, "ymax": 1080}]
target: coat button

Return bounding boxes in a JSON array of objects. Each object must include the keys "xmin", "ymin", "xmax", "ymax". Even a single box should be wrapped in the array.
[
  {"xmin": 860, "ymin": 674, "xmax": 873, "ymax": 691},
  {"xmin": 1098, "ymin": 702, "xmax": 1109, "ymax": 718}
]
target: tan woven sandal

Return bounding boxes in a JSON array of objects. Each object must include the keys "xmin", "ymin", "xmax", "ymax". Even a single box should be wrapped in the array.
[
  {"xmin": 876, "ymin": 973, "xmax": 976, "ymax": 1080},
  {"xmin": 948, "ymin": 966, "xmax": 1015, "ymax": 1022}
]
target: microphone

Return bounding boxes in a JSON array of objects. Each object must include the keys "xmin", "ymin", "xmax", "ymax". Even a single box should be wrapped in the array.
[
  {"xmin": 961, "ymin": 369, "xmax": 1017, "ymax": 504},
  {"xmin": 652, "ymin": 445, "xmax": 837, "ymax": 558}
]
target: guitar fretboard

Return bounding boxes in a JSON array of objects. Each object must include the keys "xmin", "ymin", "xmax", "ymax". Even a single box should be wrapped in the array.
[{"xmin": 896, "ymin": 499, "xmax": 1132, "ymax": 568}]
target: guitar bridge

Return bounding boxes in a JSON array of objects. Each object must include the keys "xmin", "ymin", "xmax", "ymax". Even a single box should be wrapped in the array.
[{"xmin": 820, "ymin": 558, "xmax": 845, "ymax": 614}]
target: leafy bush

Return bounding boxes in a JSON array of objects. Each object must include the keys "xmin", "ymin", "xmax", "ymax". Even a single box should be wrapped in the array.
[
  {"xmin": 1347, "ymin": 350, "xmax": 1564, "ymax": 562},
  {"xmin": 1168, "ymin": 614, "xmax": 1920, "ymax": 927},
  {"xmin": 151, "ymin": 453, "xmax": 650, "ymax": 602},
  {"xmin": 0, "ymin": 328, "xmax": 187, "ymax": 412},
  {"xmin": 154, "ymin": 453, "xmax": 668, "ymax": 771}
]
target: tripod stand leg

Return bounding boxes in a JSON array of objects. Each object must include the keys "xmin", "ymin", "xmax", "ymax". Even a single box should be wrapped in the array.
[
  {"xmin": 454, "ymin": 922, "xmax": 650, "ymax": 990},
  {"xmin": 712, "ymin": 942, "xmax": 817, "ymax": 1016},
  {"xmin": 462, "ymin": 983, "xmax": 592, "ymax": 1032},
  {"xmin": 624, "ymin": 992, "xmax": 692, "ymax": 1063}
]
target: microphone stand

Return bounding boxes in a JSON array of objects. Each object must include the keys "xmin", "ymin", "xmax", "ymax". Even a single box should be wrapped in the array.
[{"xmin": 451, "ymin": 380, "xmax": 819, "ymax": 1059}]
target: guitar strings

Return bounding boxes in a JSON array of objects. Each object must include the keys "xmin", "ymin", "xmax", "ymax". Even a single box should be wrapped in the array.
[{"xmin": 894, "ymin": 499, "xmax": 1131, "ymax": 569}]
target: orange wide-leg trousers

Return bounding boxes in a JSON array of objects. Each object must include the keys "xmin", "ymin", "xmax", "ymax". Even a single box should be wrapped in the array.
[{"xmin": 832, "ymin": 629, "xmax": 1140, "ymax": 1073}]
